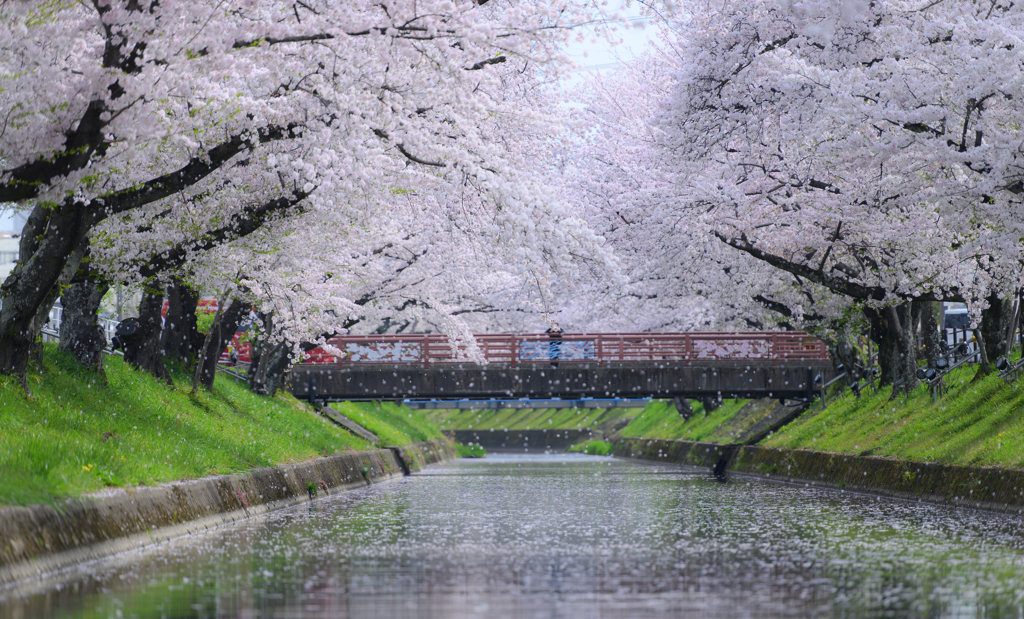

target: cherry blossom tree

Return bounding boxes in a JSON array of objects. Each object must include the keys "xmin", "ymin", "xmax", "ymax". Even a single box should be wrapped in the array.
[
  {"xmin": 0, "ymin": 0, "xmax": 613, "ymax": 384},
  {"xmin": 560, "ymin": 38, "xmax": 850, "ymax": 344},
  {"xmin": 642, "ymin": 0, "xmax": 1024, "ymax": 385}
]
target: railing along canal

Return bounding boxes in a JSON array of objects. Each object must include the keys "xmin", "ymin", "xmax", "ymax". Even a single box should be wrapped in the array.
[{"xmin": 300, "ymin": 331, "xmax": 829, "ymax": 368}]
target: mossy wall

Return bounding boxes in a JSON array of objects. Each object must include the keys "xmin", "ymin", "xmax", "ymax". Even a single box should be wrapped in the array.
[
  {"xmin": 612, "ymin": 437, "xmax": 725, "ymax": 470},
  {"xmin": 612, "ymin": 438, "xmax": 1024, "ymax": 515},
  {"xmin": 0, "ymin": 441, "xmax": 454, "ymax": 587},
  {"xmin": 731, "ymin": 445, "xmax": 1024, "ymax": 514},
  {"xmin": 391, "ymin": 438, "xmax": 456, "ymax": 472}
]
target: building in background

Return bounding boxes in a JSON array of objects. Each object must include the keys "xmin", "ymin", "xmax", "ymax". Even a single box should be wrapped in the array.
[
  {"xmin": 0, "ymin": 205, "xmax": 27, "ymax": 282},
  {"xmin": 0, "ymin": 232, "xmax": 18, "ymax": 281}
]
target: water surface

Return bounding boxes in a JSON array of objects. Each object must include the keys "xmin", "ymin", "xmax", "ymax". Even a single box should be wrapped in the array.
[{"xmin": 2, "ymin": 454, "xmax": 1024, "ymax": 618}]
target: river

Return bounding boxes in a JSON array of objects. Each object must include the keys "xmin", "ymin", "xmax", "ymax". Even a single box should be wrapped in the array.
[{"xmin": 2, "ymin": 454, "xmax": 1024, "ymax": 618}]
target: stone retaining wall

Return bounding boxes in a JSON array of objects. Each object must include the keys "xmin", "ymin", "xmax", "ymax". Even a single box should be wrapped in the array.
[
  {"xmin": 0, "ymin": 439, "xmax": 455, "ymax": 587},
  {"xmin": 613, "ymin": 437, "xmax": 1024, "ymax": 515},
  {"xmin": 612, "ymin": 437, "xmax": 725, "ymax": 470}
]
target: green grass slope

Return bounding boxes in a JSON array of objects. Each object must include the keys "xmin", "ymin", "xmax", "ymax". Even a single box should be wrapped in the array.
[
  {"xmin": 0, "ymin": 346, "xmax": 442, "ymax": 506},
  {"xmin": 765, "ymin": 364, "xmax": 1024, "ymax": 468},
  {"xmin": 427, "ymin": 406, "xmax": 638, "ymax": 431},
  {"xmin": 428, "ymin": 398, "xmax": 756, "ymax": 443},
  {"xmin": 616, "ymin": 399, "xmax": 751, "ymax": 441}
]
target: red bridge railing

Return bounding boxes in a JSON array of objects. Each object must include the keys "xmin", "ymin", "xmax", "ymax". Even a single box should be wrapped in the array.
[{"xmin": 301, "ymin": 332, "xmax": 829, "ymax": 367}]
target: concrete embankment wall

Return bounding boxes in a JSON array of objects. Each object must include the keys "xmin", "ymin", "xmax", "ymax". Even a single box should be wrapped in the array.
[
  {"xmin": 0, "ymin": 439, "xmax": 455, "ymax": 588},
  {"xmin": 453, "ymin": 429, "xmax": 596, "ymax": 453},
  {"xmin": 613, "ymin": 437, "xmax": 1024, "ymax": 515}
]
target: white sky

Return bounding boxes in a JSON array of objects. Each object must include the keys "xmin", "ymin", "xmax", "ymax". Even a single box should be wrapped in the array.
[
  {"xmin": 560, "ymin": 1, "xmax": 660, "ymax": 91},
  {"xmin": 0, "ymin": 205, "xmax": 21, "ymax": 234}
]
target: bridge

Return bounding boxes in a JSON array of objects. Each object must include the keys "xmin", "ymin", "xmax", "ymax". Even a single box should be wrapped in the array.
[{"xmin": 287, "ymin": 331, "xmax": 833, "ymax": 403}]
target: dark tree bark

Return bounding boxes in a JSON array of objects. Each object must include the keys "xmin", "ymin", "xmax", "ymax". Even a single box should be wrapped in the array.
[
  {"xmin": 673, "ymin": 397, "xmax": 694, "ymax": 420},
  {"xmin": 701, "ymin": 396, "xmax": 721, "ymax": 414},
  {"xmin": 123, "ymin": 287, "xmax": 171, "ymax": 383},
  {"xmin": 921, "ymin": 300, "xmax": 940, "ymax": 368},
  {"xmin": 246, "ymin": 310, "xmax": 302, "ymax": 397},
  {"xmin": 58, "ymin": 275, "xmax": 110, "ymax": 372},
  {"xmin": 824, "ymin": 332, "xmax": 861, "ymax": 376},
  {"xmin": 249, "ymin": 340, "xmax": 294, "ymax": 396},
  {"xmin": 0, "ymin": 230, "xmax": 91, "ymax": 385},
  {"xmin": 161, "ymin": 279, "xmax": 202, "ymax": 365},
  {"xmin": 866, "ymin": 303, "xmax": 918, "ymax": 390},
  {"xmin": 925, "ymin": 299, "xmax": 937, "ymax": 366},
  {"xmin": 194, "ymin": 299, "xmax": 246, "ymax": 391},
  {"xmin": 889, "ymin": 303, "xmax": 919, "ymax": 393},
  {"xmin": 1009, "ymin": 292, "xmax": 1023, "ymax": 354},
  {"xmin": 970, "ymin": 325, "xmax": 992, "ymax": 382},
  {"xmin": 981, "ymin": 294, "xmax": 1013, "ymax": 361},
  {"xmin": 246, "ymin": 312, "xmax": 272, "ymax": 392},
  {"xmin": 911, "ymin": 299, "xmax": 923, "ymax": 349}
]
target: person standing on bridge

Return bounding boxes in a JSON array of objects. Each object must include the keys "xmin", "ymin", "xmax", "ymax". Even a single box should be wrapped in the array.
[{"xmin": 546, "ymin": 323, "xmax": 563, "ymax": 368}]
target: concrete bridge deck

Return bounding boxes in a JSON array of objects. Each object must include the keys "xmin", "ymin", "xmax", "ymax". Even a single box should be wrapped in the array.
[
  {"xmin": 289, "ymin": 360, "xmax": 832, "ymax": 402},
  {"xmin": 288, "ymin": 331, "xmax": 833, "ymax": 403}
]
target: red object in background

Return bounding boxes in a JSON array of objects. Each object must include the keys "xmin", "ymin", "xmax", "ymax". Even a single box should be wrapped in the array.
[
  {"xmin": 219, "ymin": 333, "xmax": 252, "ymax": 366},
  {"xmin": 157, "ymin": 298, "xmax": 338, "ymax": 366},
  {"xmin": 162, "ymin": 298, "xmax": 220, "ymax": 318},
  {"xmin": 301, "ymin": 347, "xmax": 337, "ymax": 364}
]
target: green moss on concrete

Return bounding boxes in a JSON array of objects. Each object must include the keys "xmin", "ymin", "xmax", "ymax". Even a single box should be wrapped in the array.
[
  {"xmin": 568, "ymin": 440, "xmax": 613, "ymax": 455},
  {"xmin": 455, "ymin": 443, "xmax": 487, "ymax": 458},
  {"xmin": 0, "ymin": 346, "xmax": 443, "ymax": 506},
  {"xmin": 765, "ymin": 363, "xmax": 1024, "ymax": 468}
]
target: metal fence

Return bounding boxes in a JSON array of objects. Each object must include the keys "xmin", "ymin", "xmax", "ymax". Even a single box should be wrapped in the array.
[
  {"xmin": 39, "ymin": 304, "xmax": 120, "ymax": 344},
  {"xmin": 307, "ymin": 331, "xmax": 829, "ymax": 368}
]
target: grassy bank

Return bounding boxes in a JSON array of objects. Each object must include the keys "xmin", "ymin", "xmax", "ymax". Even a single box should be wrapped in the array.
[
  {"xmin": 427, "ymin": 406, "xmax": 637, "ymax": 432},
  {"xmin": 765, "ymin": 363, "xmax": 1024, "ymax": 468},
  {"xmin": 0, "ymin": 346, "xmax": 443, "ymax": 507},
  {"xmin": 615, "ymin": 399, "xmax": 751, "ymax": 441},
  {"xmin": 428, "ymin": 399, "xmax": 756, "ymax": 443}
]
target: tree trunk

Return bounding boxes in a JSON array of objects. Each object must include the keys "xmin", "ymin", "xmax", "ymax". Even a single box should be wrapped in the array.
[
  {"xmin": 921, "ymin": 300, "xmax": 940, "ymax": 368},
  {"xmin": 58, "ymin": 276, "xmax": 110, "ymax": 372},
  {"xmin": 194, "ymin": 299, "xmax": 246, "ymax": 391},
  {"xmin": 247, "ymin": 312, "xmax": 273, "ymax": 392},
  {"xmin": 1005, "ymin": 293, "xmax": 1021, "ymax": 355},
  {"xmin": 161, "ymin": 278, "xmax": 201, "ymax": 366},
  {"xmin": 250, "ymin": 340, "xmax": 294, "ymax": 396},
  {"xmin": 0, "ymin": 203, "xmax": 93, "ymax": 381},
  {"xmin": 889, "ymin": 303, "xmax": 919, "ymax": 394},
  {"xmin": 123, "ymin": 286, "xmax": 171, "ymax": 383},
  {"xmin": 972, "ymin": 326, "xmax": 992, "ymax": 382},
  {"xmin": 981, "ymin": 294, "xmax": 1013, "ymax": 361},
  {"xmin": 867, "ymin": 303, "xmax": 918, "ymax": 390},
  {"xmin": 824, "ymin": 332, "xmax": 861, "ymax": 376},
  {"xmin": 700, "ymin": 396, "xmax": 721, "ymax": 414},
  {"xmin": 673, "ymin": 397, "xmax": 694, "ymax": 420},
  {"xmin": 865, "ymin": 307, "xmax": 893, "ymax": 385},
  {"xmin": 911, "ymin": 299, "xmax": 923, "ymax": 352}
]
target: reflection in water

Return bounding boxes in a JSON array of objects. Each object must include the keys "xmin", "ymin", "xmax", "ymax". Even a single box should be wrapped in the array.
[{"xmin": 2, "ymin": 454, "xmax": 1024, "ymax": 618}]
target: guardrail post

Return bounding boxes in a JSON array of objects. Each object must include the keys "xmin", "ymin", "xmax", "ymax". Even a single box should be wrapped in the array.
[
  {"xmin": 511, "ymin": 334, "xmax": 518, "ymax": 368},
  {"xmin": 422, "ymin": 334, "xmax": 429, "ymax": 369}
]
